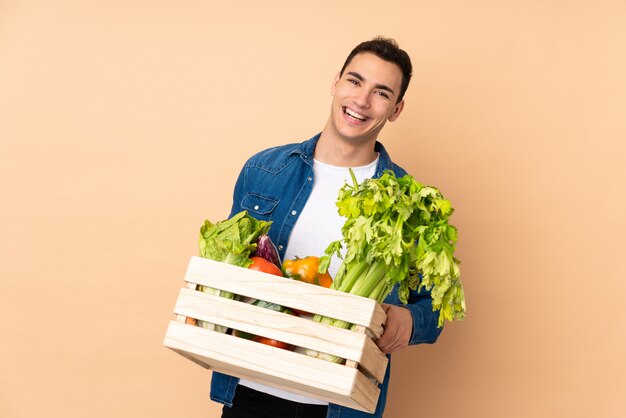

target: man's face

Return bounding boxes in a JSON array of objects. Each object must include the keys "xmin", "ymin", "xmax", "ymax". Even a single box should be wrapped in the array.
[{"xmin": 328, "ymin": 52, "xmax": 405, "ymax": 146}]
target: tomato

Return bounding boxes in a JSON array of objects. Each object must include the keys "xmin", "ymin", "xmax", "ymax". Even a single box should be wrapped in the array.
[
  {"xmin": 291, "ymin": 307, "xmax": 312, "ymax": 317},
  {"xmin": 234, "ymin": 329, "xmax": 293, "ymax": 350},
  {"xmin": 245, "ymin": 302, "xmax": 297, "ymax": 350},
  {"xmin": 255, "ymin": 336, "xmax": 293, "ymax": 350},
  {"xmin": 242, "ymin": 261, "xmax": 297, "ymax": 351},
  {"xmin": 248, "ymin": 256, "xmax": 284, "ymax": 276}
]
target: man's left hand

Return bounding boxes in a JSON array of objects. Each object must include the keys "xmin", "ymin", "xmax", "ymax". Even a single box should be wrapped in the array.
[{"xmin": 376, "ymin": 304, "xmax": 413, "ymax": 354}]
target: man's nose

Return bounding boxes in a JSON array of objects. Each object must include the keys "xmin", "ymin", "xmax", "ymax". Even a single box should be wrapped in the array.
[{"xmin": 352, "ymin": 90, "xmax": 370, "ymax": 108}]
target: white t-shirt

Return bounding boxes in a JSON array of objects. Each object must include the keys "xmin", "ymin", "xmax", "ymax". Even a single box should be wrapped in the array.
[{"xmin": 238, "ymin": 155, "xmax": 379, "ymax": 404}]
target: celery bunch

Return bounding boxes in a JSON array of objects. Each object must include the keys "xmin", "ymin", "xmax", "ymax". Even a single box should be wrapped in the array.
[{"xmin": 317, "ymin": 169, "xmax": 466, "ymax": 332}]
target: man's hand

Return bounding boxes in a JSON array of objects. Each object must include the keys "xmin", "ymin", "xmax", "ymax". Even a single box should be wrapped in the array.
[{"xmin": 376, "ymin": 304, "xmax": 413, "ymax": 354}]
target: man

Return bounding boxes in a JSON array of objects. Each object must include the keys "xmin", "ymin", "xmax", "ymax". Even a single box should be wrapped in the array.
[{"xmin": 212, "ymin": 37, "xmax": 442, "ymax": 418}]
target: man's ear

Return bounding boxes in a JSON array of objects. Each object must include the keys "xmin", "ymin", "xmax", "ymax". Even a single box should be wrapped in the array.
[
  {"xmin": 388, "ymin": 100, "xmax": 405, "ymax": 122},
  {"xmin": 330, "ymin": 72, "xmax": 341, "ymax": 96}
]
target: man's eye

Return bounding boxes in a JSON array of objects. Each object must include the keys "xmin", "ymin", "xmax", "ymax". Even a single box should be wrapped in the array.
[
  {"xmin": 376, "ymin": 91, "xmax": 390, "ymax": 99},
  {"xmin": 348, "ymin": 79, "xmax": 359, "ymax": 85}
]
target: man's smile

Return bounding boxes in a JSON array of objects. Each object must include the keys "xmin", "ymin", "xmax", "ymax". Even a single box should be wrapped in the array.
[{"xmin": 342, "ymin": 106, "xmax": 369, "ymax": 123}]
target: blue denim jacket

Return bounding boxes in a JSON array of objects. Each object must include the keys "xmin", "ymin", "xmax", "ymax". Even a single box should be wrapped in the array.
[{"xmin": 210, "ymin": 133, "xmax": 442, "ymax": 417}]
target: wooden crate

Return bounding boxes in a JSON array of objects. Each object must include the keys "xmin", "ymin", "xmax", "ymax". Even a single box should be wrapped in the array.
[{"xmin": 163, "ymin": 256, "xmax": 388, "ymax": 413}]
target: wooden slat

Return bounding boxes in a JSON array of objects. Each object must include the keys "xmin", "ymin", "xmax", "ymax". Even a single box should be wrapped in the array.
[
  {"xmin": 184, "ymin": 256, "xmax": 383, "ymax": 331},
  {"xmin": 350, "ymin": 367, "xmax": 381, "ymax": 413},
  {"xmin": 164, "ymin": 321, "xmax": 379, "ymax": 413},
  {"xmin": 174, "ymin": 288, "xmax": 373, "ymax": 364},
  {"xmin": 176, "ymin": 282, "xmax": 198, "ymax": 324},
  {"xmin": 167, "ymin": 348, "xmax": 371, "ymax": 412},
  {"xmin": 345, "ymin": 325, "xmax": 387, "ymax": 383},
  {"xmin": 170, "ymin": 346, "xmax": 211, "ymax": 370},
  {"xmin": 360, "ymin": 336, "xmax": 388, "ymax": 384},
  {"xmin": 370, "ymin": 305, "xmax": 387, "ymax": 340}
]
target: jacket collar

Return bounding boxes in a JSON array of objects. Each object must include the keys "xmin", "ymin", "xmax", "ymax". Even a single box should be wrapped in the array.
[{"xmin": 294, "ymin": 133, "xmax": 394, "ymax": 177}]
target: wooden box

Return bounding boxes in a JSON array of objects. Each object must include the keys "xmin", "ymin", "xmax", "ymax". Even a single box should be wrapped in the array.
[{"xmin": 163, "ymin": 256, "xmax": 388, "ymax": 413}]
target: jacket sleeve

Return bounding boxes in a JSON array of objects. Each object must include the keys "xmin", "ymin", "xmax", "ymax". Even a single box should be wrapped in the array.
[{"xmin": 404, "ymin": 285, "xmax": 443, "ymax": 345}]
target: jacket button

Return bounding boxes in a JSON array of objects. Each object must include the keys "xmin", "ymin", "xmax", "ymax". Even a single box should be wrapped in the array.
[
  {"xmin": 291, "ymin": 210, "xmax": 297, "ymax": 216},
  {"xmin": 307, "ymin": 176, "xmax": 312, "ymax": 182},
  {"xmin": 254, "ymin": 205, "xmax": 260, "ymax": 211},
  {"xmin": 278, "ymin": 245, "xmax": 284, "ymax": 251}
]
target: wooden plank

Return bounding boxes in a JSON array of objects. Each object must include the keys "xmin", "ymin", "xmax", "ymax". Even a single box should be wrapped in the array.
[
  {"xmin": 360, "ymin": 336, "xmax": 388, "ymax": 384},
  {"xmin": 168, "ymin": 348, "xmax": 371, "ymax": 412},
  {"xmin": 184, "ymin": 257, "xmax": 382, "ymax": 330},
  {"xmin": 163, "ymin": 320, "xmax": 379, "ymax": 413},
  {"xmin": 344, "ymin": 325, "xmax": 387, "ymax": 384},
  {"xmin": 168, "ymin": 346, "xmax": 211, "ymax": 370},
  {"xmin": 344, "ymin": 360, "xmax": 357, "ymax": 369},
  {"xmin": 173, "ymin": 288, "xmax": 372, "ymax": 364},
  {"xmin": 369, "ymin": 305, "xmax": 387, "ymax": 340},
  {"xmin": 176, "ymin": 282, "xmax": 198, "ymax": 324},
  {"xmin": 350, "ymin": 367, "xmax": 381, "ymax": 414}
]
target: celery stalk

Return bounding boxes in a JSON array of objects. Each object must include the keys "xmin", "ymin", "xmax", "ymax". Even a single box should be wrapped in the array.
[{"xmin": 308, "ymin": 169, "xmax": 465, "ymax": 363}]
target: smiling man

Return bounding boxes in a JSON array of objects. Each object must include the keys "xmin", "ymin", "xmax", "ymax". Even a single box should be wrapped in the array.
[
  {"xmin": 317, "ymin": 50, "xmax": 406, "ymax": 166},
  {"xmin": 212, "ymin": 37, "xmax": 442, "ymax": 418}
]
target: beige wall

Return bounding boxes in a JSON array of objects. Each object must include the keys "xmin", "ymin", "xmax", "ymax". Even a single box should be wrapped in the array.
[{"xmin": 1, "ymin": 1, "xmax": 625, "ymax": 417}]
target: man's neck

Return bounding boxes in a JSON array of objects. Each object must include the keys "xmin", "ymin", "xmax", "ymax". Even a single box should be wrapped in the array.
[{"xmin": 314, "ymin": 123, "xmax": 378, "ymax": 167}]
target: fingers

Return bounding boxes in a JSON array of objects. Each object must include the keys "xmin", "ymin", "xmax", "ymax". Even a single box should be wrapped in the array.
[
  {"xmin": 376, "ymin": 304, "xmax": 412, "ymax": 354},
  {"xmin": 377, "ymin": 327, "xmax": 401, "ymax": 354}
]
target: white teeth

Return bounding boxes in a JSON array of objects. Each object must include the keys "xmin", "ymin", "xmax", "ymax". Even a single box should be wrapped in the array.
[{"xmin": 344, "ymin": 107, "xmax": 367, "ymax": 121}]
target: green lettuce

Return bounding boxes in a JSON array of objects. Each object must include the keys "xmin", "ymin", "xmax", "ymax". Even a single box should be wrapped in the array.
[{"xmin": 196, "ymin": 210, "xmax": 272, "ymax": 332}]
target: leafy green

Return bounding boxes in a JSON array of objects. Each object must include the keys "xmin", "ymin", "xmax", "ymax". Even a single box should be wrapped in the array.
[
  {"xmin": 196, "ymin": 210, "xmax": 272, "ymax": 332},
  {"xmin": 199, "ymin": 210, "xmax": 271, "ymax": 267},
  {"xmin": 319, "ymin": 169, "xmax": 466, "ymax": 329}
]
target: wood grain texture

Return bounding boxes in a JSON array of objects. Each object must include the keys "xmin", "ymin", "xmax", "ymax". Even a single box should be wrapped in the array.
[
  {"xmin": 184, "ymin": 256, "xmax": 387, "ymax": 336},
  {"xmin": 164, "ymin": 321, "xmax": 379, "ymax": 413},
  {"xmin": 162, "ymin": 257, "xmax": 391, "ymax": 412}
]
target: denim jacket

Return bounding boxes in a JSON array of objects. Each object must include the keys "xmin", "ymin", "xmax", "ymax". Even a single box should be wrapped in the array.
[{"xmin": 210, "ymin": 133, "xmax": 442, "ymax": 417}]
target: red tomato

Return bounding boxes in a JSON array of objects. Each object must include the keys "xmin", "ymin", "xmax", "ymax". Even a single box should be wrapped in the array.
[
  {"xmin": 248, "ymin": 256, "xmax": 283, "ymax": 276},
  {"xmin": 246, "ymin": 259, "xmax": 293, "ymax": 350},
  {"xmin": 292, "ymin": 308, "xmax": 312, "ymax": 317},
  {"xmin": 255, "ymin": 336, "xmax": 293, "ymax": 350}
]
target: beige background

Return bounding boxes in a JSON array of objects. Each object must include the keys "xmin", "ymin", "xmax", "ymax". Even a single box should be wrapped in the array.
[{"xmin": 1, "ymin": 1, "xmax": 625, "ymax": 417}]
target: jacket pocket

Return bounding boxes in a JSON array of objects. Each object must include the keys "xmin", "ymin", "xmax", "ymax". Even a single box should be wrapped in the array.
[{"xmin": 241, "ymin": 193, "xmax": 279, "ymax": 218}]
